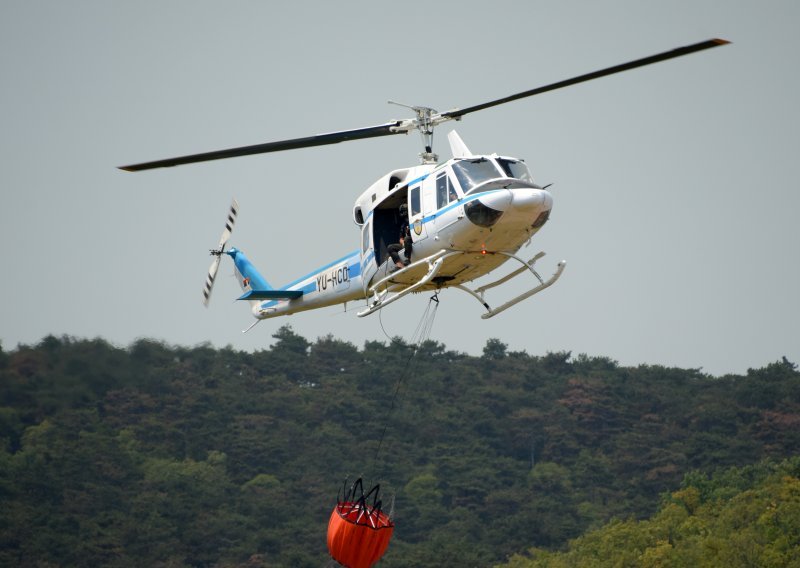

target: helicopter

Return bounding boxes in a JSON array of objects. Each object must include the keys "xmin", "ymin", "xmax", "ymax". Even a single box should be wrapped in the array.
[{"xmin": 120, "ymin": 38, "xmax": 728, "ymax": 329}]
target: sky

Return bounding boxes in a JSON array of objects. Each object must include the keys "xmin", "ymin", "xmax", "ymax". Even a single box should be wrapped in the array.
[{"xmin": 1, "ymin": 1, "xmax": 798, "ymax": 376}]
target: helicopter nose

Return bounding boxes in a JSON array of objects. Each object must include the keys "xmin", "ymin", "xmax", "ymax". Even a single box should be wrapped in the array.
[{"xmin": 511, "ymin": 187, "xmax": 552, "ymax": 211}]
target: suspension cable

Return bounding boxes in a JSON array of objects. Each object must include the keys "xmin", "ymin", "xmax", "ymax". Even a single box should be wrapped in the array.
[{"xmin": 371, "ymin": 292, "xmax": 440, "ymax": 473}]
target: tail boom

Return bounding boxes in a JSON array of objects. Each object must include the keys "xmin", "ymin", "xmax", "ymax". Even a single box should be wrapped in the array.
[{"xmin": 249, "ymin": 250, "xmax": 365, "ymax": 319}]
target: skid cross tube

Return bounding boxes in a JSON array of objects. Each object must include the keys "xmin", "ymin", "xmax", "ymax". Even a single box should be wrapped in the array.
[
  {"xmin": 357, "ymin": 250, "xmax": 452, "ymax": 317},
  {"xmin": 477, "ymin": 251, "xmax": 547, "ymax": 292},
  {"xmin": 453, "ymin": 251, "xmax": 566, "ymax": 319}
]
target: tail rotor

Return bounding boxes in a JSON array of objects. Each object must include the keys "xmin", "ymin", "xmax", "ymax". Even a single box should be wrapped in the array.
[{"xmin": 203, "ymin": 199, "xmax": 239, "ymax": 307}]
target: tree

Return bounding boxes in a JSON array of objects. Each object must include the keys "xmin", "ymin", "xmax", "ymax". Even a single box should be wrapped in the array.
[{"xmin": 483, "ymin": 338, "xmax": 508, "ymax": 360}]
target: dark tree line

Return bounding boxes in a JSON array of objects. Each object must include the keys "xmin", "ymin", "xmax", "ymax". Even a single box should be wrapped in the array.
[{"xmin": 0, "ymin": 330, "xmax": 798, "ymax": 566}]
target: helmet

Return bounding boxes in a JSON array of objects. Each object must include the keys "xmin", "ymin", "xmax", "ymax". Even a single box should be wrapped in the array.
[{"xmin": 399, "ymin": 203, "xmax": 408, "ymax": 216}]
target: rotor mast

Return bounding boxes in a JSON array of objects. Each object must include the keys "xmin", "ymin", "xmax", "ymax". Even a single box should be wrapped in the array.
[{"xmin": 388, "ymin": 101, "xmax": 451, "ymax": 164}]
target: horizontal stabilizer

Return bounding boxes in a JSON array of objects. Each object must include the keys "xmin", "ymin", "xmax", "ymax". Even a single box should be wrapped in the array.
[{"xmin": 237, "ymin": 289, "xmax": 303, "ymax": 301}]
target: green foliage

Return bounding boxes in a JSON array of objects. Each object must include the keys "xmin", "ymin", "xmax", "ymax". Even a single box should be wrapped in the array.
[
  {"xmin": 500, "ymin": 458, "xmax": 800, "ymax": 567},
  {"xmin": 483, "ymin": 338, "xmax": 508, "ymax": 360},
  {"xmin": 0, "ymin": 334, "xmax": 798, "ymax": 566}
]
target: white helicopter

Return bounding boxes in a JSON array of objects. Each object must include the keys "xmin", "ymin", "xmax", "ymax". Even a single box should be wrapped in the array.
[{"xmin": 121, "ymin": 39, "xmax": 728, "ymax": 328}]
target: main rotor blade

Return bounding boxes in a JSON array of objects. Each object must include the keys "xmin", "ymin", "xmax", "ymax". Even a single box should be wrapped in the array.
[
  {"xmin": 440, "ymin": 38, "xmax": 729, "ymax": 120},
  {"xmin": 120, "ymin": 121, "xmax": 404, "ymax": 172}
]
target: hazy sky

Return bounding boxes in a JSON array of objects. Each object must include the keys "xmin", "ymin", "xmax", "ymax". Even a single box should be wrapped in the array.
[{"xmin": 1, "ymin": 1, "xmax": 797, "ymax": 376}]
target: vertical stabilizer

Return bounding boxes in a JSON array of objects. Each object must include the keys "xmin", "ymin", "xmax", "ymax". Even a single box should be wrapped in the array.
[{"xmin": 226, "ymin": 248, "xmax": 272, "ymax": 293}]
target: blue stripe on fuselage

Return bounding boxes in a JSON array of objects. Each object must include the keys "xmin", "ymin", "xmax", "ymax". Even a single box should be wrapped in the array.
[
  {"xmin": 280, "ymin": 250, "xmax": 360, "ymax": 291},
  {"xmin": 420, "ymin": 189, "xmax": 505, "ymax": 224},
  {"xmin": 362, "ymin": 250, "xmax": 374, "ymax": 266},
  {"xmin": 407, "ymin": 173, "xmax": 430, "ymax": 187},
  {"xmin": 259, "ymin": 250, "xmax": 361, "ymax": 309}
]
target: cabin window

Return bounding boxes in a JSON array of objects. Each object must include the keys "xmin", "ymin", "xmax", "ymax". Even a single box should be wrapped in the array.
[
  {"xmin": 497, "ymin": 158, "xmax": 535, "ymax": 183},
  {"xmin": 410, "ymin": 186, "xmax": 421, "ymax": 216},
  {"xmin": 451, "ymin": 158, "xmax": 502, "ymax": 192},
  {"xmin": 436, "ymin": 173, "xmax": 458, "ymax": 209},
  {"xmin": 362, "ymin": 221, "xmax": 371, "ymax": 253}
]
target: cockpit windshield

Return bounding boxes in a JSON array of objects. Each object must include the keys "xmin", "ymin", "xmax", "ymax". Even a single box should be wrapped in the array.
[
  {"xmin": 451, "ymin": 158, "xmax": 502, "ymax": 192},
  {"xmin": 497, "ymin": 158, "xmax": 536, "ymax": 184}
]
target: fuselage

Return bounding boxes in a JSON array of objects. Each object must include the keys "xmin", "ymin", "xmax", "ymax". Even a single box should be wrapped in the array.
[{"xmin": 251, "ymin": 153, "xmax": 553, "ymax": 319}]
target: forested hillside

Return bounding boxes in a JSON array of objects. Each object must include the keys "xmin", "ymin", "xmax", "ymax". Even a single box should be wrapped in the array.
[{"xmin": 1, "ymin": 329, "xmax": 798, "ymax": 567}]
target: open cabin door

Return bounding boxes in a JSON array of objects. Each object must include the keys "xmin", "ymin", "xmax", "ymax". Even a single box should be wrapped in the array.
[{"xmin": 360, "ymin": 219, "xmax": 378, "ymax": 294}]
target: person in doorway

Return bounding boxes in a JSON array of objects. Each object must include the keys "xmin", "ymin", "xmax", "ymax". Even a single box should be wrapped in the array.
[{"xmin": 387, "ymin": 203, "xmax": 412, "ymax": 271}]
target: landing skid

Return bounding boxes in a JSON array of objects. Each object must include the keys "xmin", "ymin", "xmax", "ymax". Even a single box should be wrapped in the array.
[
  {"xmin": 357, "ymin": 250, "xmax": 451, "ymax": 317},
  {"xmin": 454, "ymin": 251, "xmax": 565, "ymax": 319},
  {"xmin": 357, "ymin": 249, "xmax": 565, "ymax": 318}
]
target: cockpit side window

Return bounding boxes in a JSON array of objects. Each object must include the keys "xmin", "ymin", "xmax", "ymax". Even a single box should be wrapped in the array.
[
  {"xmin": 451, "ymin": 158, "xmax": 503, "ymax": 192},
  {"xmin": 497, "ymin": 158, "xmax": 536, "ymax": 184}
]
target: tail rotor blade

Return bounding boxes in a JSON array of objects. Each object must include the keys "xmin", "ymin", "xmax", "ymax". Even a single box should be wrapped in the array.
[
  {"xmin": 218, "ymin": 199, "xmax": 239, "ymax": 250},
  {"xmin": 203, "ymin": 255, "xmax": 222, "ymax": 307},
  {"xmin": 203, "ymin": 198, "xmax": 239, "ymax": 307}
]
